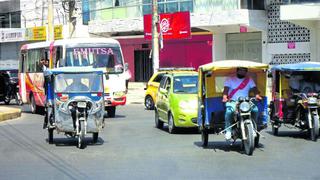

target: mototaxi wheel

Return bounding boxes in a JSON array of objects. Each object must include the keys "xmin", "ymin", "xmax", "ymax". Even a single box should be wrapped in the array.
[
  {"xmin": 254, "ymin": 134, "xmax": 260, "ymax": 148},
  {"xmin": 48, "ymin": 128, "xmax": 54, "ymax": 144},
  {"xmin": 145, "ymin": 95, "xmax": 155, "ymax": 110},
  {"xmin": 242, "ymin": 122, "xmax": 254, "ymax": 156},
  {"xmin": 272, "ymin": 123, "xmax": 279, "ymax": 136},
  {"xmin": 78, "ymin": 121, "xmax": 86, "ymax": 149},
  {"xmin": 4, "ymin": 96, "xmax": 10, "ymax": 105},
  {"xmin": 93, "ymin": 133, "xmax": 99, "ymax": 143},
  {"xmin": 155, "ymin": 109, "xmax": 163, "ymax": 129},
  {"xmin": 201, "ymin": 128, "xmax": 208, "ymax": 147},
  {"xmin": 310, "ymin": 114, "xmax": 319, "ymax": 141}
]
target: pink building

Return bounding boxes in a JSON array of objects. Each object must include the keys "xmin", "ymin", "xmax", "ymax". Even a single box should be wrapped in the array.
[{"xmin": 117, "ymin": 33, "xmax": 213, "ymax": 82}]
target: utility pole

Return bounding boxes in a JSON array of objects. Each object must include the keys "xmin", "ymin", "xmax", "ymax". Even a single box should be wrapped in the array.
[
  {"xmin": 48, "ymin": 0, "xmax": 54, "ymax": 68},
  {"xmin": 152, "ymin": 0, "xmax": 159, "ymax": 73},
  {"xmin": 68, "ymin": 0, "xmax": 76, "ymax": 38},
  {"xmin": 48, "ymin": 0, "xmax": 54, "ymax": 41}
]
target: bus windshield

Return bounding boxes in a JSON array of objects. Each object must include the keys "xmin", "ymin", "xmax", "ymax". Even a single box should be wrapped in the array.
[{"xmin": 65, "ymin": 47, "xmax": 124, "ymax": 74}]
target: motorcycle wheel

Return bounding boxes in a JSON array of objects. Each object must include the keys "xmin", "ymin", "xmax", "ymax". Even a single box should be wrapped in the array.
[
  {"xmin": 106, "ymin": 106, "xmax": 116, "ymax": 118},
  {"xmin": 93, "ymin": 133, "xmax": 99, "ymax": 143},
  {"xmin": 48, "ymin": 128, "xmax": 54, "ymax": 144},
  {"xmin": 242, "ymin": 122, "xmax": 254, "ymax": 156},
  {"xmin": 78, "ymin": 121, "xmax": 86, "ymax": 149},
  {"xmin": 155, "ymin": 109, "xmax": 163, "ymax": 129},
  {"xmin": 310, "ymin": 115, "xmax": 319, "ymax": 141},
  {"xmin": 4, "ymin": 96, "xmax": 10, "ymax": 105},
  {"xmin": 201, "ymin": 129, "xmax": 208, "ymax": 147}
]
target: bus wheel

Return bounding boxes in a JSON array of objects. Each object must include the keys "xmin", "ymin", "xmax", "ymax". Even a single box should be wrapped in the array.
[
  {"xmin": 106, "ymin": 106, "xmax": 116, "ymax": 118},
  {"xmin": 30, "ymin": 95, "xmax": 37, "ymax": 114}
]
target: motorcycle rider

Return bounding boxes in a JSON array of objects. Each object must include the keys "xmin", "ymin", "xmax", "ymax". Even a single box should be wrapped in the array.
[{"xmin": 222, "ymin": 67, "xmax": 262, "ymax": 140}]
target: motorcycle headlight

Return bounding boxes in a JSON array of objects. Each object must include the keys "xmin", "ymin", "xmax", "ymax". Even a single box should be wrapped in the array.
[
  {"xmin": 308, "ymin": 97, "xmax": 317, "ymax": 104},
  {"xmin": 239, "ymin": 102, "xmax": 251, "ymax": 112}
]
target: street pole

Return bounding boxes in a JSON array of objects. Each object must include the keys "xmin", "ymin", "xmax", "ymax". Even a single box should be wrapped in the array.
[
  {"xmin": 68, "ymin": 0, "xmax": 76, "ymax": 38},
  {"xmin": 152, "ymin": 0, "xmax": 159, "ymax": 73},
  {"xmin": 48, "ymin": 0, "xmax": 54, "ymax": 68},
  {"xmin": 48, "ymin": 0, "xmax": 54, "ymax": 41}
]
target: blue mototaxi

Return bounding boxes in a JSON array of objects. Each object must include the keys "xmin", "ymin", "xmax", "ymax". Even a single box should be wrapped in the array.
[
  {"xmin": 270, "ymin": 62, "xmax": 320, "ymax": 141},
  {"xmin": 197, "ymin": 60, "xmax": 269, "ymax": 152},
  {"xmin": 44, "ymin": 67, "xmax": 105, "ymax": 148}
]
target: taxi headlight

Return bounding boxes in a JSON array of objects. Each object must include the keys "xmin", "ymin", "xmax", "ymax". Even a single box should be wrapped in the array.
[
  {"xmin": 179, "ymin": 100, "xmax": 197, "ymax": 110},
  {"xmin": 239, "ymin": 102, "xmax": 251, "ymax": 113},
  {"xmin": 308, "ymin": 97, "xmax": 317, "ymax": 104}
]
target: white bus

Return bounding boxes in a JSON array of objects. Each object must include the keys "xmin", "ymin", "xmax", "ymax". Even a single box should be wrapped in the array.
[{"xmin": 19, "ymin": 38, "xmax": 127, "ymax": 117}]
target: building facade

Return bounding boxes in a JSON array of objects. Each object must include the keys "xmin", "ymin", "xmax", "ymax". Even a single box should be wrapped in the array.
[{"xmin": 0, "ymin": 0, "xmax": 86, "ymax": 68}]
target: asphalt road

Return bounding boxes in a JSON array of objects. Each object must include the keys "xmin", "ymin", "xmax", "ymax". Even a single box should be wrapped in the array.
[{"xmin": 0, "ymin": 104, "xmax": 319, "ymax": 180}]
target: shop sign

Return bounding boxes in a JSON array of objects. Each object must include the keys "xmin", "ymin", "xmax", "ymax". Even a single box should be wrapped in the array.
[
  {"xmin": 54, "ymin": 25, "xmax": 63, "ymax": 39},
  {"xmin": 144, "ymin": 11, "xmax": 191, "ymax": 40},
  {"xmin": 0, "ymin": 29, "xmax": 25, "ymax": 42},
  {"xmin": 26, "ymin": 25, "xmax": 63, "ymax": 41}
]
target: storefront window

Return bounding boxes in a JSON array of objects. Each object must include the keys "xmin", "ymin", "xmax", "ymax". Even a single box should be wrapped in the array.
[{"xmin": 241, "ymin": 0, "xmax": 265, "ymax": 10}]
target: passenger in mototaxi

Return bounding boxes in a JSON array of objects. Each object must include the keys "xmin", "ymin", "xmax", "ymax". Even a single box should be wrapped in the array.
[{"xmin": 283, "ymin": 72, "xmax": 320, "ymax": 120}]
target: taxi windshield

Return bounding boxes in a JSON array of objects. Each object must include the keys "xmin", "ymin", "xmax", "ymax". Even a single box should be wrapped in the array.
[
  {"xmin": 173, "ymin": 75, "xmax": 198, "ymax": 94},
  {"xmin": 54, "ymin": 73, "xmax": 103, "ymax": 93}
]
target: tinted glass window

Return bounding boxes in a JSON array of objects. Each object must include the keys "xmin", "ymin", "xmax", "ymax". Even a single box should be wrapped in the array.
[
  {"xmin": 159, "ymin": 76, "xmax": 167, "ymax": 89},
  {"xmin": 153, "ymin": 73, "xmax": 164, "ymax": 83}
]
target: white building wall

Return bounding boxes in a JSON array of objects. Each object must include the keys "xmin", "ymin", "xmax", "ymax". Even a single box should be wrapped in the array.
[{"xmin": 213, "ymin": 33, "xmax": 226, "ymax": 61}]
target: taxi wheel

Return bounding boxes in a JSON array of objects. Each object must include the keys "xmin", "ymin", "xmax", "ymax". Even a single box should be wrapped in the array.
[
  {"xmin": 201, "ymin": 129, "xmax": 208, "ymax": 147},
  {"xmin": 145, "ymin": 96, "xmax": 154, "ymax": 110},
  {"xmin": 168, "ymin": 114, "xmax": 176, "ymax": 134},
  {"xmin": 93, "ymin": 133, "xmax": 99, "ymax": 143},
  {"xmin": 155, "ymin": 109, "xmax": 163, "ymax": 129}
]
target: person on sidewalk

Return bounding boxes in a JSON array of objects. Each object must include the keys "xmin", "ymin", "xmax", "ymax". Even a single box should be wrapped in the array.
[{"xmin": 222, "ymin": 67, "xmax": 262, "ymax": 140}]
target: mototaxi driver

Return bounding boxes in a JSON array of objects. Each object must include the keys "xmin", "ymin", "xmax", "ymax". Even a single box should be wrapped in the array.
[{"xmin": 222, "ymin": 67, "xmax": 262, "ymax": 140}]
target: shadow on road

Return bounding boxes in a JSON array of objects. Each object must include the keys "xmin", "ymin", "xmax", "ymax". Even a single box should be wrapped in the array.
[
  {"xmin": 46, "ymin": 137, "xmax": 105, "ymax": 148},
  {"xmin": 266, "ymin": 130, "xmax": 309, "ymax": 140},
  {"xmin": 194, "ymin": 140, "xmax": 265, "ymax": 155},
  {"xmin": 155, "ymin": 125, "xmax": 199, "ymax": 135}
]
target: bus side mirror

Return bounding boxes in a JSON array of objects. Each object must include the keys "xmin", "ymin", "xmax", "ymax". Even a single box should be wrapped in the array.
[{"xmin": 105, "ymin": 74, "xmax": 109, "ymax": 80}]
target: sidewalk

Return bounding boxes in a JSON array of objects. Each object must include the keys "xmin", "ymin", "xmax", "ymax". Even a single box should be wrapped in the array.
[
  {"xmin": 0, "ymin": 105, "xmax": 21, "ymax": 122},
  {"xmin": 126, "ymin": 82, "xmax": 146, "ymax": 105}
]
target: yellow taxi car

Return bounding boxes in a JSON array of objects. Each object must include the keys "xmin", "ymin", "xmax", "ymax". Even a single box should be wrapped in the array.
[{"xmin": 144, "ymin": 68, "xmax": 196, "ymax": 110}]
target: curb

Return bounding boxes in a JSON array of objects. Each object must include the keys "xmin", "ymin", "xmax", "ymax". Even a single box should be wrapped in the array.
[{"xmin": 0, "ymin": 107, "xmax": 21, "ymax": 122}]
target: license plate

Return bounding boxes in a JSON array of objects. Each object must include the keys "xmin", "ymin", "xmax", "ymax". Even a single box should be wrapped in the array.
[{"xmin": 77, "ymin": 102, "xmax": 87, "ymax": 108}]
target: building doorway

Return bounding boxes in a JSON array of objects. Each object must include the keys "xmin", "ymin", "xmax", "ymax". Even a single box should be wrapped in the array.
[
  {"xmin": 134, "ymin": 50, "xmax": 153, "ymax": 82},
  {"xmin": 226, "ymin": 32, "xmax": 262, "ymax": 62}
]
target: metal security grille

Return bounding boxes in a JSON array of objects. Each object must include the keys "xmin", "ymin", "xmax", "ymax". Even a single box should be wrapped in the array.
[
  {"xmin": 268, "ymin": 0, "xmax": 310, "ymax": 43},
  {"xmin": 270, "ymin": 53, "xmax": 311, "ymax": 65}
]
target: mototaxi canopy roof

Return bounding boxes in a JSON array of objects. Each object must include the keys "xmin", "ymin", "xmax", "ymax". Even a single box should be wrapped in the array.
[
  {"xmin": 199, "ymin": 60, "xmax": 269, "ymax": 72},
  {"xmin": 271, "ymin": 62, "xmax": 320, "ymax": 72}
]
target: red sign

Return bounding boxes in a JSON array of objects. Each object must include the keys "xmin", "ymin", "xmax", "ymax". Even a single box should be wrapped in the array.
[{"xmin": 144, "ymin": 11, "xmax": 191, "ymax": 40}]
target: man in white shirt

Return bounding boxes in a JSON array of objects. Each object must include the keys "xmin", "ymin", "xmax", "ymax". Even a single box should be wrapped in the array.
[{"xmin": 222, "ymin": 67, "xmax": 262, "ymax": 140}]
